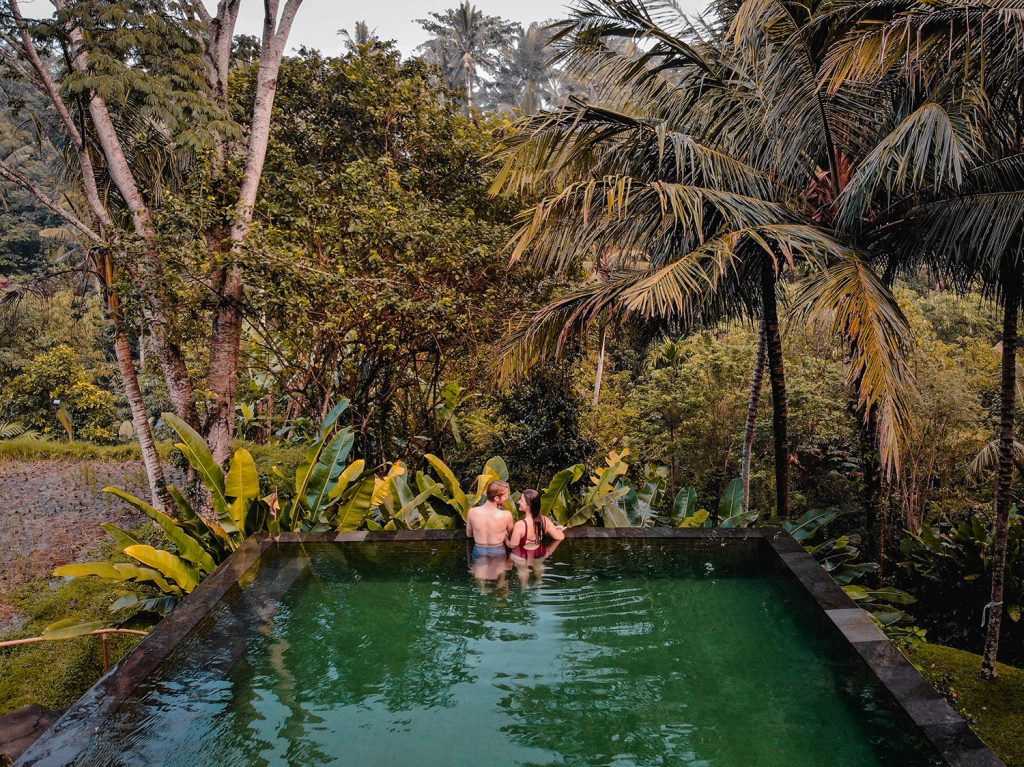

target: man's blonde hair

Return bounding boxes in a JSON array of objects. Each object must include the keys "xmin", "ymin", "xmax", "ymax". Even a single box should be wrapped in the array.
[{"xmin": 486, "ymin": 480, "xmax": 510, "ymax": 501}]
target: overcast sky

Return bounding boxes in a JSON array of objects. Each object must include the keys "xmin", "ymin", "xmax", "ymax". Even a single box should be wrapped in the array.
[{"xmin": 234, "ymin": 0, "xmax": 706, "ymax": 56}]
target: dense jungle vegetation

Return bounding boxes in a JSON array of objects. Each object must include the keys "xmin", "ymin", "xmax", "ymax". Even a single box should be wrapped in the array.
[{"xmin": 1, "ymin": 2, "xmax": 1023, "ymax": 747}]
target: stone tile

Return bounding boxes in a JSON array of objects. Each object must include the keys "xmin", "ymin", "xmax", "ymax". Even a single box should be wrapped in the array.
[{"xmin": 826, "ymin": 607, "xmax": 888, "ymax": 643}]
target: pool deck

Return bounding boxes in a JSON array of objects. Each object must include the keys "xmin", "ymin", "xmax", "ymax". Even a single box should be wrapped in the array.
[{"xmin": 15, "ymin": 528, "xmax": 1005, "ymax": 767}]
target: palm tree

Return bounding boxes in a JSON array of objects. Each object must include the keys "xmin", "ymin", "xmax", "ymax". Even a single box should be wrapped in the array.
[
  {"xmin": 491, "ymin": 0, "xmax": 914, "ymax": 519},
  {"xmin": 484, "ymin": 22, "xmax": 559, "ymax": 114},
  {"xmin": 339, "ymin": 21, "xmax": 380, "ymax": 53},
  {"xmin": 821, "ymin": 0, "xmax": 1024, "ymax": 679},
  {"xmin": 417, "ymin": 2, "xmax": 517, "ymax": 111}
]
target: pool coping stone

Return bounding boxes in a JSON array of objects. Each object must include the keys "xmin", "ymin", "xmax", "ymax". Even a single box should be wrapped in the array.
[{"xmin": 15, "ymin": 528, "xmax": 1003, "ymax": 767}]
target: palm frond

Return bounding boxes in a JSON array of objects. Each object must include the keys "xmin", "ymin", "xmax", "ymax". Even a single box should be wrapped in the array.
[
  {"xmin": 838, "ymin": 100, "xmax": 981, "ymax": 230},
  {"xmin": 969, "ymin": 437, "xmax": 1024, "ymax": 477},
  {"xmin": 791, "ymin": 253, "xmax": 916, "ymax": 475}
]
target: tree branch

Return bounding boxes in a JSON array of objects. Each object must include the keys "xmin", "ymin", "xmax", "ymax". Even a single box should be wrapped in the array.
[{"xmin": 0, "ymin": 158, "xmax": 102, "ymax": 244}]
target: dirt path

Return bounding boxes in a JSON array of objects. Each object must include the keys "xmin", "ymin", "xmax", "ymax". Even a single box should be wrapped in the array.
[{"xmin": 0, "ymin": 459, "xmax": 153, "ymax": 628}]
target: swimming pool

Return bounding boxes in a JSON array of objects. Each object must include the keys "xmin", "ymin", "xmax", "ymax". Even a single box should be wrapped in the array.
[{"xmin": 17, "ymin": 530, "xmax": 1001, "ymax": 766}]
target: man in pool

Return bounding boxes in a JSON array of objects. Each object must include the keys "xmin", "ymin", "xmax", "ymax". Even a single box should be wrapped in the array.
[{"xmin": 466, "ymin": 479, "xmax": 514, "ymax": 560}]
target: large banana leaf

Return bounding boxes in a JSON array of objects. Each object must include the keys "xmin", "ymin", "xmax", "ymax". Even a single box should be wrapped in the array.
[
  {"xmin": 425, "ymin": 454, "xmax": 469, "ymax": 518},
  {"xmin": 100, "ymin": 522, "xmax": 144, "ymax": 549},
  {"xmin": 335, "ymin": 476, "xmax": 376, "ymax": 531},
  {"xmin": 162, "ymin": 413, "xmax": 229, "ymax": 521},
  {"xmin": 123, "ymin": 545, "xmax": 201, "ymax": 593},
  {"xmin": 319, "ymin": 398, "xmax": 350, "ymax": 439},
  {"xmin": 225, "ymin": 448, "xmax": 260, "ymax": 500},
  {"xmin": 306, "ymin": 428, "xmax": 355, "ymax": 513},
  {"xmin": 470, "ymin": 456, "xmax": 509, "ymax": 507},
  {"xmin": 718, "ymin": 478, "xmax": 743, "ymax": 519},
  {"xmin": 42, "ymin": 619, "xmax": 110, "ymax": 639},
  {"xmin": 104, "ymin": 488, "xmax": 218, "ymax": 574},
  {"xmin": 783, "ymin": 509, "xmax": 839, "ymax": 542},
  {"xmin": 328, "ymin": 460, "xmax": 367, "ymax": 501},
  {"xmin": 601, "ymin": 495, "xmax": 633, "ymax": 527},
  {"xmin": 624, "ymin": 471, "xmax": 667, "ymax": 527},
  {"xmin": 541, "ymin": 464, "xmax": 584, "ymax": 525},
  {"xmin": 54, "ymin": 561, "xmax": 180, "ymax": 595},
  {"xmin": 370, "ymin": 462, "xmax": 406, "ymax": 507},
  {"xmin": 165, "ymin": 486, "xmax": 227, "ymax": 553},
  {"xmin": 671, "ymin": 487, "xmax": 702, "ymax": 527},
  {"xmin": 395, "ymin": 481, "xmax": 440, "ymax": 528}
]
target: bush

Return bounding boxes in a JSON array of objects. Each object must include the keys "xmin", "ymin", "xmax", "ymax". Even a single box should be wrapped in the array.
[
  {"xmin": 0, "ymin": 346, "xmax": 119, "ymax": 443},
  {"xmin": 899, "ymin": 514, "xmax": 1024, "ymax": 665}
]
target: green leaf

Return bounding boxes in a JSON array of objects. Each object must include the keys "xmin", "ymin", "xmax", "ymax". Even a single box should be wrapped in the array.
[
  {"xmin": 784, "ymin": 509, "xmax": 839, "ymax": 542},
  {"xmin": 319, "ymin": 398, "xmax": 350, "ymax": 438},
  {"xmin": 123, "ymin": 545, "xmax": 201, "ymax": 592},
  {"xmin": 306, "ymin": 428, "xmax": 355, "ymax": 513},
  {"xmin": 328, "ymin": 459, "xmax": 367, "ymax": 501},
  {"xmin": 225, "ymin": 448, "xmax": 259, "ymax": 500},
  {"xmin": 54, "ymin": 561, "xmax": 179, "ymax": 594},
  {"xmin": 671, "ymin": 487, "xmax": 699, "ymax": 526},
  {"xmin": 101, "ymin": 522, "xmax": 143, "ymax": 550},
  {"xmin": 541, "ymin": 464, "xmax": 585, "ymax": 525},
  {"xmin": 718, "ymin": 478, "xmax": 743, "ymax": 519},
  {"xmin": 162, "ymin": 413, "xmax": 229, "ymax": 520},
  {"xmin": 1009, "ymin": 605, "xmax": 1021, "ymax": 622},
  {"xmin": 678, "ymin": 509, "xmax": 710, "ymax": 528},
  {"xmin": 425, "ymin": 454, "xmax": 469, "ymax": 518},
  {"xmin": 104, "ymin": 488, "xmax": 218, "ymax": 575},
  {"xmin": 335, "ymin": 476, "xmax": 376, "ymax": 531},
  {"xmin": 42, "ymin": 619, "xmax": 109, "ymax": 640}
]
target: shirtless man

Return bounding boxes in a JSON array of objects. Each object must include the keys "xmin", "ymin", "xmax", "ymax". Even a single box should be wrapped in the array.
[{"xmin": 466, "ymin": 480, "xmax": 514, "ymax": 559}]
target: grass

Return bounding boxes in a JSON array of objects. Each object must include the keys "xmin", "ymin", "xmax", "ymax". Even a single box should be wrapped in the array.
[
  {"xmin": 0, "ymin": 436, "xmax": 159, "ymax": 462},
  {"xmin": 0, "ymin": 576, "xmax": 144, "ymax": 716},
  {"xmin": 907, "ymin": 641, "xmax": 1024, "ymax": 766},
  {"xmin": 0, "ymin": 436, "xmax": 304, "ymax": 472}
]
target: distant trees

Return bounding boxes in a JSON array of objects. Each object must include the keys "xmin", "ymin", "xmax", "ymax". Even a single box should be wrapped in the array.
[
  {"xmin": 416, "ymin": 2, "xmax": 518, "ymax": 110},
  {"xmin": 417, "ymin": 4, "xmax": 573, "ymax": 114}
]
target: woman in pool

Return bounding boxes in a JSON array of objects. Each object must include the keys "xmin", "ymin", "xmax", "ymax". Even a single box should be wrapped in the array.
[{"xmin": 507, "ymin": 488, "xmax": 565, "ymax": 566}]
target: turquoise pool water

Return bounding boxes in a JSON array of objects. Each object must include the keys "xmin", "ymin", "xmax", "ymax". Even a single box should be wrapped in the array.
[{"xmin": 70, "ymin": 540, "xmax": 940, "ymax": 766}]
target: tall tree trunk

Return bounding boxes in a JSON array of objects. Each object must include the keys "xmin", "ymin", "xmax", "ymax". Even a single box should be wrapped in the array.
[
  {"xmin": 203, "ymin": 0, "xmax": 304, "ymax": 466},
  {"xmin": 112, "ymin": 331, "xmax": 174, "ymax": 513},
  {"xmin": 860, "ymin": 408, "xmax": 884, "ymax": 583},
  {"xmin": 982, "ymin": 276, "xmax": 1018, "ymax": 680},
  {"xmin": 761, "ymin": 261, "xmax": 789, "ymax": 518},
  {"xmin": 742, "ymin": 320, "xmax": 767, "ymax": 516},
  {"xmin": 593, "ymin": 326, "xmax": 608, "ymax": 407}
]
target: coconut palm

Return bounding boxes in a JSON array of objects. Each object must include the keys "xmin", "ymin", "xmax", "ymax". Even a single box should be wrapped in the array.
[
  {"xmin": 491, "ymin": 0, "xmax": 914, "ymax": 519},
  {"xmin": 483, "ymin": 22, "xmax": 560, "ymax": 114},
  {"xmin": 821, "ymin": 0, "xmax": 1024, "ymax": 679},
  {"xmin": 417, "ymin": 2, "xmax": 518, "ymax": 111},
  {"xmin": 339, "ymin": 21, "xmax": 380, "ymax": 52}
]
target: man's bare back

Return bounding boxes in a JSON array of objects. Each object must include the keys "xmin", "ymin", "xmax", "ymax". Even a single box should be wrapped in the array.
[{"xmin": 467, "ymin": 481, "xmax": 514, "ymax": 547}]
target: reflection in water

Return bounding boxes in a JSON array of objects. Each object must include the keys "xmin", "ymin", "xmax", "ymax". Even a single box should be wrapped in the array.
[{"xmin": 72, "ymin": 540, "xmax": 941, "ymax": 767}]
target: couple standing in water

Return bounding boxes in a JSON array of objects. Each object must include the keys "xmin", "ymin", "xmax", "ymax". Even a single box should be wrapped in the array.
[{"xmin": 466, "ymin": 480, "xmax": 565, "ymax": 585}]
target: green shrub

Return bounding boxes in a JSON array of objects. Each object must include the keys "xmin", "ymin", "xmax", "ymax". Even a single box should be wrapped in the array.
[{"xmin": 0, "ymin": 346, "xmax": 119, "ymax": 443}]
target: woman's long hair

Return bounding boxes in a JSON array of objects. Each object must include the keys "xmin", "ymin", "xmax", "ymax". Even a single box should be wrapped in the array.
[{"xmin": 522, "ymin": 488, "xmax": 542, "ymax": 543}]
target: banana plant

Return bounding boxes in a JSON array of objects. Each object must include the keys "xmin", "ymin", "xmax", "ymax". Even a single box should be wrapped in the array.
[
  {"xmin": 718, "ymin": 478, "xmax": 759, "ymax": 527},
  {"xmin": 622, "ymin": 464, "xmax": 669, "ymax": 528},
  {"xmin": 671, "ymin": 487, "xmax": 708, "ymax": 527},
  {"xmin": 570, "ymin": 449, "xmax": 631, "ymax": 527},
  {"xmin": 423, "ymin": 454, "xmax": 510, "ymax": 521},
  {"xmin": 271, "ymin": 400, "xmax": 372, "ymax": 531},
  {"xmin": 367, "ymin": 463, "xmax": 445, "ymax": 530},
  {"xmin": 542, "ymin": 463, "xmax": 585, "ymax": 526},
  {"xmin": 54, "ymin": 413, "xmax": 274, "ymax": 617}
]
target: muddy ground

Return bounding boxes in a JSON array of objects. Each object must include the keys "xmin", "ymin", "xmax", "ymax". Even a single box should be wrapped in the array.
[{"xmin": 0, "ymin": 460, "xmax": 155, "ymax": 630}]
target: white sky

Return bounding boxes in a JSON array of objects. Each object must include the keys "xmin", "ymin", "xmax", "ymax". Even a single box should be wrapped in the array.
[{"xmin": 235, "ymin": 0, "xmax": 706, "ymax": 56}]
